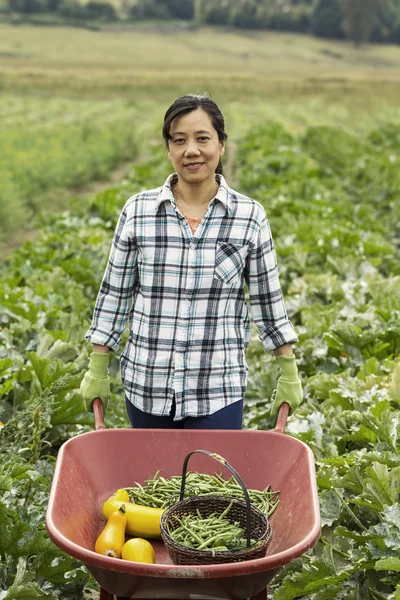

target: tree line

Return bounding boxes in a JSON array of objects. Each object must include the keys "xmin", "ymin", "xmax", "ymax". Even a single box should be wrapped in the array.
[{"xmin": 5, "ymin": 0, "xmax": 400, "ymax": 46}]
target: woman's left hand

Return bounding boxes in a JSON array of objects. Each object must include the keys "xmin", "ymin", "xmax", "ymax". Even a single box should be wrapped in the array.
[{"xmin": 271, "ymin": 355, "xmax": 303, "ymax": 416}]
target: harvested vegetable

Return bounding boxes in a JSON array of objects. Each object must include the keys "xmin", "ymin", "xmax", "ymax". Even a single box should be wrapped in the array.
[
  {"xmin": 166, "ymin": 502, "xmax": 256, "ymax": 552},
  {"xmin": 103, "ymin": 495, "xmax": 164, "ymax": 539},
  {"xmin": 126, "ymin": 472, "xmax": 280, "ymax": 518},
  {"xmin": 95, "ymin": 505, "xmax": 127, "ymax": 558},
  {"xmin": 122, "ymin": 538, "xmax": 156, "ymax": 563},
  {"xmin": 111, "ymin": 488, "xmax": 130, "ymax": 503}
]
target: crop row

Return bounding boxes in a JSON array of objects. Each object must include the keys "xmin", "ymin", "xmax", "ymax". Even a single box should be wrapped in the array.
[
  {"xmin": 236, "ymin": 122, "xmax": 400, "ymax": 599},
  {"xmin": 0, "ymin": 96, "xmax": 153, "ymax": 241}
]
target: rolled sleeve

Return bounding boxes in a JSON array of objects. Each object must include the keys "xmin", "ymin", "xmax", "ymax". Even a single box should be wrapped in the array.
[
  {"xmin": 248, "ymin": 212, "xmax": 298, "ymax": 351},
  {"xmin": 85, "ymin": 204, "xmax": 138, "ymax": 351}
]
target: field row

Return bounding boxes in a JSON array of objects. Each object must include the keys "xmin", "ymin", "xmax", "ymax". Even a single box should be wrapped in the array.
[{"xmin": 0, "ymin": 97, "xmax": 164, "ymax": 243}]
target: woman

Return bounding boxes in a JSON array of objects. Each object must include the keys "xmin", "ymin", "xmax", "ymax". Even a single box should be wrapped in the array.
[{"xmin": 80, "ymin": 94, "xmax": 303, "ymax": 429}]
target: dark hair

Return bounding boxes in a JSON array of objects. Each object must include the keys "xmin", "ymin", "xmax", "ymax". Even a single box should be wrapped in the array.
[{"xmin": 162, "ymin": 94, "xmax": 228, "ymax": 175}]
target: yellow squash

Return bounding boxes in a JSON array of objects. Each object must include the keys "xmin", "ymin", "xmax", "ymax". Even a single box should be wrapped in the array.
[
  {"xmin": 95, "ymin": 505, "xmax": 127, "ymax": 558},
  {"xmin": 111, "ymin": 488, "xmax": 130, "ymax": 502},
  {"xmin": 122, "ymin": 538, "xmax": 156, "ymax": 563},
  {"xmin": 103, "ymin": 495, "xmax": 164, "ymax": 539}
]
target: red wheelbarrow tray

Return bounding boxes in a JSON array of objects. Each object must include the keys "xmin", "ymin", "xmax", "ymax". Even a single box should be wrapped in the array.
[{"xmin": 46, "ymin": 402, "xmax": 321, "ymax": 599}]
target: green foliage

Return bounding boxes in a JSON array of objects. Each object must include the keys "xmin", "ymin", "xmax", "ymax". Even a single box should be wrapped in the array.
[
  {"xmin": 0, "ymin": 96, "xmax": 139, "ymax": 240},
  {"xmin": 4, "ymin": 0, "xmax": 400, "ymax": 45},
  {"xmin": 130, "ymin": 0, "xmax": 193, "ymax": 20},
  {"xmin": 201, "ymin": 0, "xmax": 230, "ymax": 26},
  {"xmin": 311, "ymin": 0, "xmax": 344, "ymax": 39},
  {"xmin": 85, "ymin": 0, "xmax": 117, "ymax": 19},
  {"xmin": 0, "ymin": 150, "xmax": 169, "ymax": 597},
  {"xmin": 7, "ymin": 0, "xmax": 45, "ymax": 13},
  {"xmin": 2, "ymin": 114, "xmax": 400, "ymax": 597},
  {"xmin": 340, "ymin": 0, "xmax": 381, "ymax": 46},
  {"xmin": 238, "ymin": 119, "xmax": 400, "ymax": 598}
]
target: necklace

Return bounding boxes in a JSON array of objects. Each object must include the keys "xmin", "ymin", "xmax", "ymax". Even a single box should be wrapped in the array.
[{"xmin": 173, "ymin": 183, "xmax": 218, "ymax": 217}]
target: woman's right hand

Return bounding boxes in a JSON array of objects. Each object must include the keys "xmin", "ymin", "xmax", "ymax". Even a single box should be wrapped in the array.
[{"xmin": 80, "ymin": 351, "xmax": 110, "ymax": 412}]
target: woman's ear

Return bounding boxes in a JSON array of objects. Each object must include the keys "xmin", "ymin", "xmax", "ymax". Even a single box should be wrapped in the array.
[{"xmin": 220, "ymin": 142, "xmax": 225, "ymax": 157}]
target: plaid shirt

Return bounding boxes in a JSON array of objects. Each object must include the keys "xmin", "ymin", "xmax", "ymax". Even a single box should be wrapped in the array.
[{"xmin": 85, "ymin": 174, "xmax": 298, "ymax": 420}]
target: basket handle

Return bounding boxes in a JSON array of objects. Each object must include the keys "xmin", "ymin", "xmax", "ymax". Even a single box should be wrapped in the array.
[{"xmin": 179, "ymin": 449, "xmax": 252, "ymax": 548}]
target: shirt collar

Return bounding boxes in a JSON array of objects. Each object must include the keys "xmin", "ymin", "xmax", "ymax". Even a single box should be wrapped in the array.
[{"xmin": 155, "ymin": 173, "xmax": 233, "ymax": 215}]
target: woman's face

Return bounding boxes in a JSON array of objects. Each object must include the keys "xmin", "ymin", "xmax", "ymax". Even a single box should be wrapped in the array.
[{"xmin": 167, "ymin": 108, "xmax": 225, "ymax": 188}]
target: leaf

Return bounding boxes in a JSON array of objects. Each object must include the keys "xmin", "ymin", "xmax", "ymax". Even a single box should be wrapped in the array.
[
  {"xmin": 27, "ymin": 352, "xmax": 75, "ymax": 391},
  {"xmin": 319, "ymin": 489, "xmax": 342, "ymax": 527},
  {"xmin": 375, "ymin": 557, "xmax": 400, "ymax": 572},
  {"xmin": 0, "ymin": 503, "xmax": 30, "ymax": 555},
  {"xmin": 51, "ymin": 392, "xmax": 92, "ymax": 427},
  {"xmin": 364, "ymin": 463, "xmax": 400, "ymax": 509},
  {"xmin": 0, "ymin": 358, "xmax": 13, "ymax": 377},
  {"xmin": 0, "ymin": 472, "xmax": 13, "ymax": 493},
  {"xmin": 273, "ymin": 544, "xmax": 358, "ymax": 599},
  {"xmin": 389, "ymin": 361, "xmax": 400, "ymax": 404},
  {"xmin": 35, "ymin": 547, "xmax": 83, "ymax": 584},
  {"xmin": 37, "ymin": 335, "xmax": 79, "ymax": 363}
]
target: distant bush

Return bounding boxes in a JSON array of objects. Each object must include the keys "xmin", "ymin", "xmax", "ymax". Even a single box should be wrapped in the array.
[
  {"xmin": 57, "ymin": 0, "xmax": 115, "ymax": 19},
  {"xmin": 8, "ymin": 0, "xmax": 46, "ymax": 13},
  {"xmin": 311, "ymin": 0, "xmax": 345, "ymax": 39},
  {"xmin": 129, "ymin": 0, "xmax": 193, "ymax": 21},
  {"xmin": 265, "ymin": 5, "xmax": 312, "ymax": 33},
  {"xmin": 390, "ymin": 16, "xmax": 400, "ymax": 42},
  {"xmin": 165, "ymin": 0, "xmax": 193, "ymax": 20},
  {"xmin": 129, "ymin": 0, "xmax": 169, "ymax": 20},
  {"xmin": 201, "ymin": 0, "xmax": 313, "ymax": 33},
  {"xmin": 230, "ymin": 0, "xmax": 262, "ymax": 29},
  {"xmin": 371, "ymin": 0, "xmax": 400, "ymax": 42},
  {"xmin": 85, "ymin": 0, "xmax": 116, "ymax": 20}
]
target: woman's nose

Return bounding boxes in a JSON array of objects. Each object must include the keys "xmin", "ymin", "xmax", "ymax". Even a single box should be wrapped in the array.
[{"xmin": 185, "ymin": 141, "xmax": 201, "ymax": 155}]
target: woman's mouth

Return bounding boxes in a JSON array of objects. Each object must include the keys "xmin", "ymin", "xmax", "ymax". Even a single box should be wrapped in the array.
[{"xmin": 185, "ymin": 163, "xmax": 204, "ymax": 170}]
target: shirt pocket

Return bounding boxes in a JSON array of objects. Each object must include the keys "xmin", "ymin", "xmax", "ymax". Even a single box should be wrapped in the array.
[{"xmin": 214, "ymin": 241, "xmax": 248, "ymax": 285}]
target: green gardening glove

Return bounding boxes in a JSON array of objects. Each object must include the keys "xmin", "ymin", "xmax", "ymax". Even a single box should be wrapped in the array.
[
  {"xmin": 271, "ymin": 354, "xmax": 303, "ymax": 416},
  {"xmin": 80, "ymin": 352, "xmax": 110, "ymax": 413}
]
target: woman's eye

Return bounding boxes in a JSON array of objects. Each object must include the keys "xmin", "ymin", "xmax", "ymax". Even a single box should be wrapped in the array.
[
  {"xmin": 198, "ymin": 137, "xmax": 210, "ymax": 142},
  {"xmin": 174, "ymin": 138, "xmax": 185, "ymax": 144}
]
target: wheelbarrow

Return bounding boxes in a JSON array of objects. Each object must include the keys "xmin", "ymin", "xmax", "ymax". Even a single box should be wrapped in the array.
[{"xmin": 46, "ymin": 400, "xmax": 321, "ymax": 600}]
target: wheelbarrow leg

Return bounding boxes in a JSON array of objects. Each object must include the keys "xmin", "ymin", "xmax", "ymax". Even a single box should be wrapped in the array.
[
  {"xmin": 99, "ymin": 588, "xmax": 114, "ymax": 600},
  {"xmin": 249, "ymin": 587, "xmax": 268, "ymax": 600}
]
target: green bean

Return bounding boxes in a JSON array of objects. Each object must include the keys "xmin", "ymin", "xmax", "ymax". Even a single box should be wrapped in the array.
[
  {"xmin": 197, "ymin": 531, "xmax": 239, "ymax": 550},
  {"xmin": 127, "ymin": 471, "xmax": 280, "ymax": 518},
  {"xmin": 218, "ymin": 500, "xmax": 234, "ymax": 520}
]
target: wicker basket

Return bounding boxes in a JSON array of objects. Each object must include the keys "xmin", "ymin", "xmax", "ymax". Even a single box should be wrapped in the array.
[{"xmin": 160, "ymin": 450, "xmax": 273, "ymax": 565}]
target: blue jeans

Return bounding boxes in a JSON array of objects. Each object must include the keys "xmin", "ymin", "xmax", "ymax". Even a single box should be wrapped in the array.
[{"xmin": 125, "ymin": 397, "xmax": 243, "ymax": 430}]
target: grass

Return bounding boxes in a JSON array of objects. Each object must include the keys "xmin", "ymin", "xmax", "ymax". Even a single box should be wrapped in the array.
[
  {"xmin": 1, "ymin": 23, "xmax": 400, "ymax": 104},
  {"xmin": 1, "ymin": 22, "xmax": 400, "ymax": 253}
]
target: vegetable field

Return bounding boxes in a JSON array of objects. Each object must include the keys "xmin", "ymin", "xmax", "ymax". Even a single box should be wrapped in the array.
[
  {"xmin": 0, "ymin": 95, "xmax": 154, "ymax": 242},
  {"xmin": 0, "ymin": 117, "xmax": 399, "ymax": 599}
]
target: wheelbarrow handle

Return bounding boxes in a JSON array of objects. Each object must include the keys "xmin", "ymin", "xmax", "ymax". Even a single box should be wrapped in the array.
[
  {"xmin": 92, "ymin": 397, "xmax": 290, "ymax": 433},
  {"xmin": 93, "ymin": 398, "xmax": 106, "ymax": 431},
  {"xmin": 274, "ymin": 402, "xmax": 290, "ymax": 434}
]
